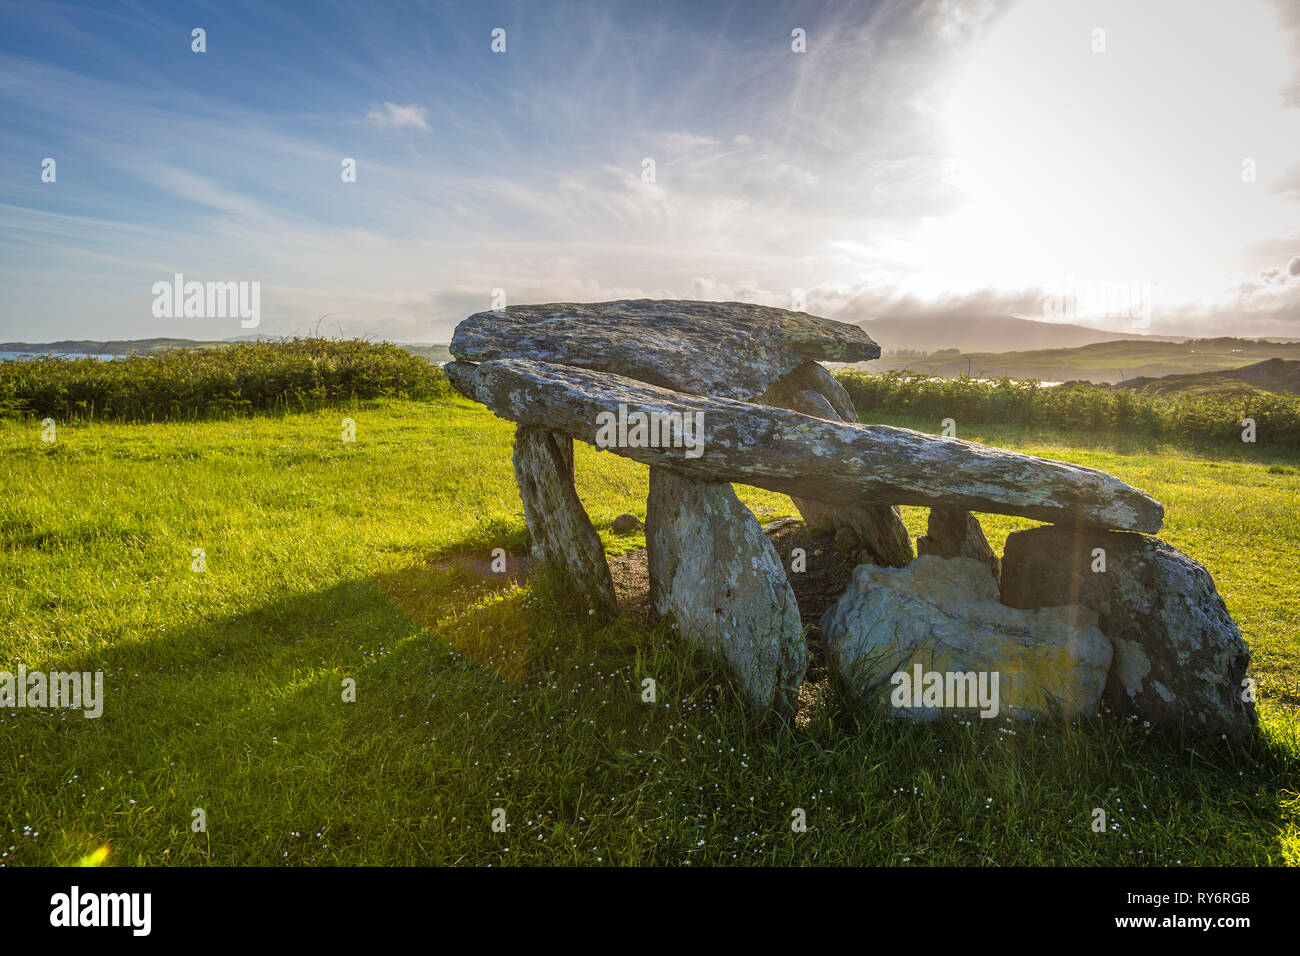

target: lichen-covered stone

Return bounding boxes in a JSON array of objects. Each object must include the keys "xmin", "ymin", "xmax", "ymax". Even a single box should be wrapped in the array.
[
  {"xmin": 447, "ymin": 358, "xmax": 1165, "ymax": 533},
  {"xmin": 646, "ymin": 468, "xmax": 806, "ymax": 717},
  {"xmin": 512, "ymin": 425, "xmax": 617, "ymax": 616},
  {"xmin": 450, "ymin": 299, "xmax": 880, "ymax": 401},
  {"xmin": 819, "ymin": 556, "xmax": 1112, "ymax": 721},
  {"xmin": 756, "ymin": 361, "xmax": 859, "ymax": 421},
  {"xmin": 1000, "ymin": 525, "xmax": 1256, "ymax": 739},
  {"xmin": 916, "ymin": 508, "xmax": 1000, "ymax": 581}
]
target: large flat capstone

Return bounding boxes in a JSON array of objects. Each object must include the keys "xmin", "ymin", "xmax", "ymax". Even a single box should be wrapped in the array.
[
  {"xmin": 445, "ymin": 358, "xmax": 1165, "ymax": 533},
  {"xmin": 449, "ymin": 299, "xmax": 880, "ymax": 402}
]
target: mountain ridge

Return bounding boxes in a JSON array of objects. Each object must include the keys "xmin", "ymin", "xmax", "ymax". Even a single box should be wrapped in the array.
[
  {"xmin": 1115, "ymin": 357, "xmax": 1300, "ymax": 396},
  {"xmin": 856, "ymin": 313, "xmax": 1178, "ymax": 353}
]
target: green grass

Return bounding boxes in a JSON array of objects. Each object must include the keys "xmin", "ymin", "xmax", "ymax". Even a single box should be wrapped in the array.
[{"xmin": 1, "ymin": 397, "xmax": 1298, "ymax": 866}]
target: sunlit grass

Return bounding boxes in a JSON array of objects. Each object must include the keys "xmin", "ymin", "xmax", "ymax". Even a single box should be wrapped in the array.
[{"xmin": 0, "ymin": 397, "xmax": 1297, "ymax": 865}]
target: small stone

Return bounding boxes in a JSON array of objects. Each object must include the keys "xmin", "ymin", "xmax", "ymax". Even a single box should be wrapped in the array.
[
  {"xmin": 610, "ymin": 513, "xmax": 644, "ymax": 534},
  {"xmin": 760, "ymin": 516, "xmax": 803, "ymax": 535}
]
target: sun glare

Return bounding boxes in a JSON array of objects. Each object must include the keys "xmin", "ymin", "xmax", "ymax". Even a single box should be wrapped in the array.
[{"xmin": 939, "ymin": 0, "xmax": 1298, "ymax": 313}]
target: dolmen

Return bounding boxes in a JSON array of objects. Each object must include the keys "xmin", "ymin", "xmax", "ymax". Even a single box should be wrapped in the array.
[{"xmin": 445, "ymin": 299, "xmax": 1256, "ymax": 738}]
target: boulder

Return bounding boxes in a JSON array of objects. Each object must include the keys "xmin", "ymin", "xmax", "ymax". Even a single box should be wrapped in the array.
[
  {"xmin": 759, "ymin": 362, "xmax": 913, "ymax": 567},
  {"xmin": 446, "ymin": 358, "xmax": 1165, "ymax": 533},
  {"xmin": 450, "ymin": 299, "xmax": 880, "ymax": 402},
  {"xmin": 511, "ymin": 425, "xmax": 617, "ymax": 616},
  {"xmin": 1000, "ymin": 525, "xmax": 1256, "ymax": 739},
  {"xmin": 646, "ymin": 467, "xmax": 806, "ymax": 717},
  {"xmin": 916, "ymin": 508, "xmax": 1000, "ymax": 581},
  {"xmin": 819, "ymin": 556, "xmax": 1112, "ymax": 721}
]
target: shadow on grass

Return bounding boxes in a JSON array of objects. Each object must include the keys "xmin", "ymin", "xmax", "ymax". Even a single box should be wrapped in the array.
[{"xmin": 25, "ymin": 519, "xmax": 1300, "ymax": 866}]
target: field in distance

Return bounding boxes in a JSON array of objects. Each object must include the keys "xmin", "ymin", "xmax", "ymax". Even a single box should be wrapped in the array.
[{"xmin": 864, "ymin": 337, "xmax": 1300, "ymax": 386}]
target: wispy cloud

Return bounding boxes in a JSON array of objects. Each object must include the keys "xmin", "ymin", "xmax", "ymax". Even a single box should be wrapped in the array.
[
  {"xmin": 0, "ymin": 0, "xmax": 1297, "ymax": 344},
  {"xmin": 362, "ymin": 102, "xmax": 431, "ymax": 131}
]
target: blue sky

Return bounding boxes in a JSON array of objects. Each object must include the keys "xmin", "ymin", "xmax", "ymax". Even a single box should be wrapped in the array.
[{"xmin": 2, "ymin": 0, "xmax": 1299, "ymax": 343}]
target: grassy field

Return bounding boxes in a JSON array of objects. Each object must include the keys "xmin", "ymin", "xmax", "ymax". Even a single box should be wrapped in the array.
[
  {"xmin": 2, "ymin": 396, "xmax": 1298, "ymax": 866},
  {"xmin": 870, "ymin": 337, "xmax": 1300, "ymax": 384}
]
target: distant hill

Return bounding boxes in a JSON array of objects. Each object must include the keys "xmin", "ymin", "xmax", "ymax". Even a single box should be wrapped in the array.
[
  {"xmin": 0, "ymin": 337, "xmax": 219, "ymax": 356},
  {"xmin": 1115, "ymin": 358, "xmax": 1300, "ymax": 396},
  {"xmin": 1, "ymin": 337, "xmax": 451, "ymax": 363},
  {"xmin": 857, "ymin": 314, "xmax": 1168, "ymax": 354},
  {"xmin": 398, "ymin": 343, "xmax": 452, "ymax": 362},
  {"xmin": 859, "ymin": 337, "xmax": 1300, "ymax": 384}
]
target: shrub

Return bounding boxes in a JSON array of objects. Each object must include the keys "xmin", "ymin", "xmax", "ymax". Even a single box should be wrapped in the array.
[
  {"xmin": 0, "ymin": 338, "xmax": 453, "ymax": 422},
  {"xmin": 834, "ymin": 370, "xmax": 1300, "ymax": 449}
]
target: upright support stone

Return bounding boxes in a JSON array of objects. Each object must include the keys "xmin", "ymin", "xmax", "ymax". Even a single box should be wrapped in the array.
[
  {"xmin": 759, "ymin": 362, "xmax": 912, "ymax": 567},
  {"xmin": 1000, "ymin": 525, "xmax": 1256, "ymax": 739},
  {"xmin": 512, "ymin": 425, "xmax": 617, "ymax": 616},
  {"xmin": 646, "ymin": 467, "xmax": 806, "ymax": 717},
  {"xmin": 916, "ymin": 508, "xmax": 1001, "ymax": 582},
  {"xmin": 758, "ymin": 361, "xmax": 858, "ymax": 420}
]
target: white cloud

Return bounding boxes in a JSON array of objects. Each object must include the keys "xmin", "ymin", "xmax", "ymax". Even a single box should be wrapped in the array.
[
  {"xmin": 656, "ymin": 132, "xmax": 723, "ymax": 155},
  {"xmin": 363, "ymin": 102, "xmax": 430, "ymax": 131},
  {"xmin": 4, "ymin": 2, "xmax": 1300, "ymax": 346}
]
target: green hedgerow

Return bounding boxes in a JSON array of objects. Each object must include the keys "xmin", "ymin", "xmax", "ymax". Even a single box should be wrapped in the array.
[
  {"xmin": 0, "ymin": 338, "xmax": 453, "ymax": 422},
  {"xmin": 835, "ymin": 370, "xmax": 1300, "ymax": 449}
]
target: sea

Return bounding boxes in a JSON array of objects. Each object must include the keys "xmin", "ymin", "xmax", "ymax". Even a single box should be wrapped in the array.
[{"xmin": 0, "ymin": 351, "xmax": 122, "ymax": 362}]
